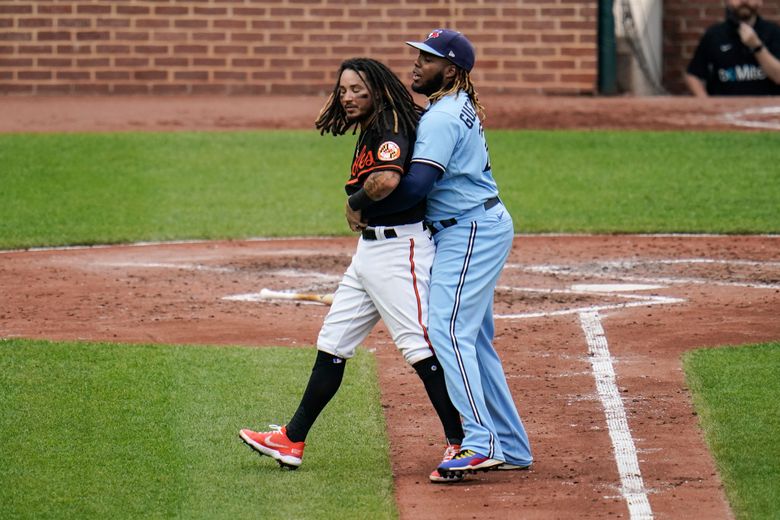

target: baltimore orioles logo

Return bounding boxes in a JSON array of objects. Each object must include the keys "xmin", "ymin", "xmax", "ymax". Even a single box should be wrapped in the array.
[
  {"xmin": 377, "ymin": 141, "xmax": 400, "ymax": 161},
  {"xmin": 348, "ymin": 142, "xmax": 402, "ymax": 185}
]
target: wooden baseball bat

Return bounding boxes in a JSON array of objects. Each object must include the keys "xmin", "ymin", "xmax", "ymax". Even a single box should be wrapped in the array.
[{"xmin": 258, "ymin": 288, "xmax": 334, "ymax": 305}]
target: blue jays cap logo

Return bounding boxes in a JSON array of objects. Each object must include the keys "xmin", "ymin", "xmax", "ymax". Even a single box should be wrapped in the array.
[{"xmin": 406, "ymin": 28, "xmax": 476, "ymax": 72}]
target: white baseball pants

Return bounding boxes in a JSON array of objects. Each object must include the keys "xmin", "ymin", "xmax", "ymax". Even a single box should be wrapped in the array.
[{"xmin": 317, "ymin": 222, "xmax": 435, "ymax": 365}]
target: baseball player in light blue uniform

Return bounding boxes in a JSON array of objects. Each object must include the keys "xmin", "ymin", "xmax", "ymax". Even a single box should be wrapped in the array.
[{"xmin": 368, "ymin": 29, "xmax": 533, "ymax": 479}]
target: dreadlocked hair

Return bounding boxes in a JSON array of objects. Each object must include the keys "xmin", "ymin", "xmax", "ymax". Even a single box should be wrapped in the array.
[
  {"xmin": 315, "ymin": 57, "xmax": 423, "ymax": 137},
  {"xmin": 428, "ymin": 67, "xmax": 486, "ymax": 121}
]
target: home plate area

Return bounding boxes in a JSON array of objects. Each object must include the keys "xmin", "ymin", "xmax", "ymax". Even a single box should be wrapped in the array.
[
  {"xmin": 217, "ymin": 236, "xmax": 778, "ymax": 519},
  {"xmin": 2, "ymin": 234, "xmax": 777, "ymax": 519},
  {"xmin": 228, "ymin": 253, "xmax": 779, "ymax": 319}
]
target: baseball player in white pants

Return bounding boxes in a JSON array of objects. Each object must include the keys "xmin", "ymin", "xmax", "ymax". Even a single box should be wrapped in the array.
[
  {"xmin": 318, "ymin": 222, "xmax": 435, "ymax": 366},
  {"xmin": 240, "ymin": 58, "xmax": 464, "ymax": 483}
]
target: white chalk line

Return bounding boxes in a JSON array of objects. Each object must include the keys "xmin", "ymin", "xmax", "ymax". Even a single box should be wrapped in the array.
[
  {"xmin": 511, "ymin": 257, "xmax": 780, "ymax": 290},
  {"xmin": 94, "ymin": 261, "xmax": 341, "ymax": 282},
  {"xmin": 510, "ymin": 256, "xmax": 780, "ymax": 269},
  {"xmin": 648, "ymin": 258, "xmax": 780, "ymax": 267},
  {"xmin": 494, "ymin": 285, "xmax": 684, "ymax": 320},
  {"xmin": 580, "ymin": 311, "xmax": 654, "ymax": 520},
  {"xmin": 263, "ymin": 269, "xmax": 341, "ymax": 281},
  {"xmin": 499, "ymin": 257, "xmax": 775, "ymax": 517},
  {"xmin": 571, "ymin": 283, "xmax": 665, "ymax": 292},
  {"xmin": 0, "ymin": 236, "xmax": 346, "ymax": 255},
  {"xmin": 721, "ymin": 105, "xmax": 780, "ymax": 130},
  {"xmin": 524, "ymin": 268, "xmax": 778, "ymax": 291},
  {"xmin": 99, "ymin": 261, "xmax": 235, "ymax": 273}
]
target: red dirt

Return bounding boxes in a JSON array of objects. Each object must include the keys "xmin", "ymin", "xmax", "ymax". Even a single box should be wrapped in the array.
[
  {"xmin": 2, "ymin": 94, "xmax": 779, "ymax": 519},
  {"xmin": 2, "ymin": 94, "xmax": 780, "ymax": 133}
]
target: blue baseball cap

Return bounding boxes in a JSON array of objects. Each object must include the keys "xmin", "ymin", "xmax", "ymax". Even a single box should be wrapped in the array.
[{"xmin": 406, "ymin": 29, "xmax": 475, "ymax": 72}]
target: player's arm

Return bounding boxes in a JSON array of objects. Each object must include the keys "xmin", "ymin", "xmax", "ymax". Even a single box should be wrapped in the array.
[
  {"xmin": 685, "ymin": 31, "xmax": 711, "ymax": 96},
  {"xmin": 753, "ymin": 47, "xmax": 780, "ymax": 83},
  {"xmin": 364, "ymin": 169, "xmax": 401, "ymax": 200},
  {"xmin": 346, "ymin": 162, "xmax": 439, "ymax": 224},
  {"xmin": 362, "ymin": 161, "xmax": 441, "ymax": 215},
  {"xmin": 739, "ymin": 23, "xmax": 780, "ymax": 84},
  {"xmin": 684, "ymin": 73, "xmax": 708, "ymax": 97},
  {"xmin": 347, "ymin": 169, "xmax": 401, "ymax": 210},
  {"xmin": 345, "ymin": 169, "xmax": 400, "ymax": 231}
]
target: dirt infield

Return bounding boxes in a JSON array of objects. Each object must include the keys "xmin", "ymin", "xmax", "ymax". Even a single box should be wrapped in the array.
[
  {"xmin": 2, "ymin": 94, "xmax": 780, "ymax": 133},
  {"xmin": 2, "ymin": 95, "xmax": 780, "ymax": 519},
  {"xmin": 2, "ymin": 235, "xmax": 778, "ymax": 519}
]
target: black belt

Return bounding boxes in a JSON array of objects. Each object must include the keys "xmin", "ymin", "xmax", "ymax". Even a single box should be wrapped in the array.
[
  {"xmin": 362, "ymin": 228, "xmax": 398, "ymax": 240},
  {"xmin": 426, "ymin": 197, "xmax": 501, "ymax": 235},
  {"xmin": 484, "ymin": 196, "xmax": 501, "ymax": 210}
]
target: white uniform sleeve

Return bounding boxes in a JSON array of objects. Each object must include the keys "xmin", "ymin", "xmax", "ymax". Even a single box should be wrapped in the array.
[{"xmin": 411, "ymin": 110, "xmax": 459, "ymax": 173}]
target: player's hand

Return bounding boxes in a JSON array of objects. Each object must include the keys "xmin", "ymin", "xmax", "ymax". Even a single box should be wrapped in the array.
[
  {"xmin": 345, "ymin": 202, "xmax": 367, "ymax": 232},
  {"xmin": 738, "ymin": 22, "xmax": 761, "ymax": 49}
]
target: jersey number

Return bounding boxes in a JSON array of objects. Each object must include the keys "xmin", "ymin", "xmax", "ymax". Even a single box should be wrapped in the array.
[{"xmin": 480, "ymin": 123, "xmax": 491, "ymax": 172}]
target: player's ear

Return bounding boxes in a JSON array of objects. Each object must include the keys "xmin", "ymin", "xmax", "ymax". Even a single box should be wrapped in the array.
[{"xmin": 443, "ymin": 64, "xmax": 457, "ymax": 82}]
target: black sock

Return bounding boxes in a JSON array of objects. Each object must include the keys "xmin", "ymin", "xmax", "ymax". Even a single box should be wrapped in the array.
[
  {"xmin": 413, "ymin": 355, "xmax": 463, "ymax": 445},
  {"xmin": 285, "ymin": 350, "xmax": 346, "ymax": 443}
]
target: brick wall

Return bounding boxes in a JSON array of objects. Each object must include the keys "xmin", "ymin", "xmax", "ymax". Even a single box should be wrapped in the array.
[
  {"xmin": 0, "ymin": 0, "xmax": 598, "ymax": 96},
  {"xmin": 663, "ymin": 0, "xmax": 780, "ymax": 94}
]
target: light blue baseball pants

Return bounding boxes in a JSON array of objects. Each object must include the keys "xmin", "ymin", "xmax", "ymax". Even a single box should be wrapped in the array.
[{"xmin": 428, "ymin": 201, "xmax": 533, "ymax": 466}]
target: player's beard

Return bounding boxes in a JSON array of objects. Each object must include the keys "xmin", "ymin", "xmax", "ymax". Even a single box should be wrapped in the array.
[
  {"xmin": 346, "ymin": 108, "xmax": 378, "ymax": 130},
  {"xmin": 412, "ymin": 70, "xmax": 446, "ymax": 97},
  {"xmin": 343, "ymin": 93, "xmax": 374, "ymax": 127},
  {"xmin": 729, "ymin": 3, "xmax": 758, "ymax": 22}
]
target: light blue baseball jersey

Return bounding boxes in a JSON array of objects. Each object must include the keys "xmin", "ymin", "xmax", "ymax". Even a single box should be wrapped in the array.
[
  {"xmin": 414, "ymin": 91, "xmax": 532, "ymax": 465},
  {"xmin": 411, "ymin": 91, "xmax": 499, "ymax": 222}
]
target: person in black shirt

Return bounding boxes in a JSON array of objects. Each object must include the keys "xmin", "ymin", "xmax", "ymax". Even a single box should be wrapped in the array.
[
  {"xmin": 239, "ymin": 58, "xmax": 465, "ymax": 483},
  {"xmin": 685, "ymin": 0, "xmax": 780, "ymax": 96}
]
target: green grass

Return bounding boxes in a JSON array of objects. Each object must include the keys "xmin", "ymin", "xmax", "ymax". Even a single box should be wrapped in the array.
[
  {"xmin": 2, "ymin": 130, "xmax": 779, "ymax": 249},
  {"xmin": 0, "ymin": 131, "xmax": 353, "ymax": 248},
  {"xmin": 491, "ymin": 131, "xmax": 780, "ymax": 233},
  {"xmin": 0, "ymin": 339, "xmax": 396, "ymax": 519},
  {"xmin": 1, "ymin": 128, "xmax": 779, "ymax": 518},
  {"xmin": 683, "ymin": 343, "xmax": 780, "ymax": 520}
]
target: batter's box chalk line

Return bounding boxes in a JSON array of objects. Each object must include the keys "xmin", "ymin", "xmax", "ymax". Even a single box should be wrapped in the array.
[
  {"xmin": 508, "ymin": 257, "xmax": 780, "ymax": 291},
  {"xmin": 98, "ymin": 261, "xmax": 235, "ymax": 273},
  {"xmin": 494, "ymin": 284, "xmax": 684, "ymax": 320},
  {"xmin": 721, "ymin": 105, "xmax": 780, "ymax": 131},
  {"xmin": 580, "ymin": 310, "xmax": 655, "ymax": 520}
]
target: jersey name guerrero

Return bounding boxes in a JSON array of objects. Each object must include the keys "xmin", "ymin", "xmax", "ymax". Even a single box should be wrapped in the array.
[{"xmin": 411, "ymin": 92, "xmax": 499, "ymax": 221}]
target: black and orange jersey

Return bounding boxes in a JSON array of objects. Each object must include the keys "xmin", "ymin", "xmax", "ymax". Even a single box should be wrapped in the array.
[
  {"xmin": 345, "ymin": 115, "xmax": 426, "ymax": 226},
  {"xmin": 346, "ymin": 126, "xmax": 410, "ymax": 190}
]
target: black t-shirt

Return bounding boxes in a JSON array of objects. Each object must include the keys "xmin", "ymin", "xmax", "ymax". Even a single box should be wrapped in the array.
[
  {"xmin": 687, "ymin": 16, "xmax": 780, "ymax": 96},
  {"xmin": 345, "ymin": 116, "xmax": 426, "ymax": 226}
]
